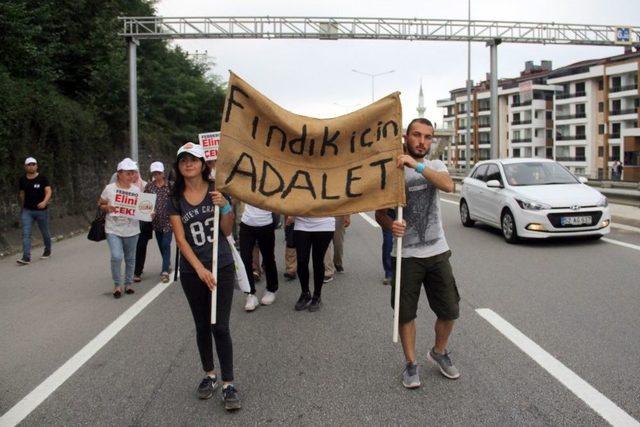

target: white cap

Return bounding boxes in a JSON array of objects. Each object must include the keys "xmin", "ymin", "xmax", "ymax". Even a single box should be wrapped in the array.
[
  {"xmin": 177, "ymin": 142, "xmax": 205, "ymax": 159},
  {"xmin": 25, "ymin": 157, "xmax": 37, "ymax": 165},
  {"xmin": 150, "ymin": 161, "xmax": 164, "ymax": 173},
  {"xmin": 117, "ymin": 157, "xmax": 139, "ymax": 171}
]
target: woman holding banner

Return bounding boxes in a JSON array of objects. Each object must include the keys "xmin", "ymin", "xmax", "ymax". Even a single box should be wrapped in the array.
[
  {"xmin": 168, "ymin": 142, "xmax": 242, "ymax": 411},
  {"xmin": 98, "ymin": 158, "xmax": 141, "ymax": 298},
  {"xmin": 288, "ymin": 216, "xmax": 336, "ymax": 312}
]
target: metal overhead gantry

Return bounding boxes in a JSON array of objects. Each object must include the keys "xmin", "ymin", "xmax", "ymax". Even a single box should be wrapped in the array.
[{"xmin": 119, "ymin": 16, "xmax": 640, "ymax": 160}]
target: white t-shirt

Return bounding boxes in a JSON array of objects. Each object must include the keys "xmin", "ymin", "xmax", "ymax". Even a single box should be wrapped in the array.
[
  {"xmin": 241, "ymin": 204, "xmax": 273, "ymax": 227},
  {"xmin": 392, "ymin": 159, "xmax": 449, "ymax": 258},
  {"xmin": 100, "ymin": 183, "xmax": 140, "ymax": 237},
  {"xmin": 294, "ymin": 216, "xmax": 336, "ymax": 232}
]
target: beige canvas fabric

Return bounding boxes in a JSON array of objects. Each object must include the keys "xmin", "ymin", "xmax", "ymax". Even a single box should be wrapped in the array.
[{"xmin": 217, "ymin": 72, "xmax": 405, "ymax": 217}]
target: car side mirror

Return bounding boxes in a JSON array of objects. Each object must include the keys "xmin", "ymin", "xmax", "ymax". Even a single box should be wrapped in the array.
[
  {"xmin": 578, "ymin": 176, "xmax": 588, "ymax": 183},
  {"xmin": 486, "ymin": 180, "xmax": 503, "ymax": 188}
]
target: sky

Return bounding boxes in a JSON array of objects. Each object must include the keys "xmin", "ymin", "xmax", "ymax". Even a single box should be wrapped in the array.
[{"xmin": 154, "ymin": 0, "xmax": 640, "ymax": 128}]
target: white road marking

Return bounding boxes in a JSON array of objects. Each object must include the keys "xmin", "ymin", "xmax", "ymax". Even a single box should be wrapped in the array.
[
  {"xmin": 0, "ymin": 278, "xmax": 175, "ymax": 426},
  {"xmin": 477, "ymin": 308, "xmax": 639, "ymax": 427},
  {"xmin": 602, "ymin": 238, "xmax": 640, "ymax": 252},
  {"xmin": 358, "ymin": 212, "xmax": 380, "ymax": 228}
]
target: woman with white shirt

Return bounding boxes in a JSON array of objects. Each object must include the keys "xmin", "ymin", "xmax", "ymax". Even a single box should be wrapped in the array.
[
  {"xmin": 288, "ymin": 216, "xmax": 336, "ymax": 312},
  {"xmin": 98, "ymin": 158, "xmax": 141, "ymax": 298},
  {"xmin": 239, "ymin": 205, "xmax": 279, "ymax": 311}
]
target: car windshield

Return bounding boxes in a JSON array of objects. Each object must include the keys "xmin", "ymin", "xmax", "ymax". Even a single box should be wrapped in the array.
[{"xmin": 503, "ymin": 162, "xmax": 578, "ymax": 186}]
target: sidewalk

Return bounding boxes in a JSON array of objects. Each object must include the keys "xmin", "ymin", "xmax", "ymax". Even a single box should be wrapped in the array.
[{"xmin": 610, "ymin": 203, "xmax": 640, "ymax": 229}]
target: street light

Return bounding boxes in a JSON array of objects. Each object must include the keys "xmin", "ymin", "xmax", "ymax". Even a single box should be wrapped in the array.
[{"xmin": 352, "ymin": 69, "xmax": 395, "ymax": 103}]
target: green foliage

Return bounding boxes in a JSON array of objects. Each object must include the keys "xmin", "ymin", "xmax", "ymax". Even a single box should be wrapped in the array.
[{"xmin": 0, "ymin": 0, "xmax": 227, "ymax": 227}]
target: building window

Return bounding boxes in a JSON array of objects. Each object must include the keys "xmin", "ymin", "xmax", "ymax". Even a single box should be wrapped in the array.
[
  {"xmin": 598, "ymin": 102, "xmax": 604, "ymax": 112},
  {"xmin": 598, "ymin": 79, "xmax": 604, "ymax": 90},
  {"xmin": 575, "ymin": 82, "xmax": 585, "ymax": 93},
  {"xmin": 513, "ymin": 149, "xmax": 520, "ymax": 158},
  {"xmin": 576, "ymin": 147, "xmax": 585, "ymax": 160},
  {"xmin": 576, "ymin": 125, "xmax": 585, "ymax": 137},
  {"xmin": 546, "ymin": 111, "xmax": 552, "ymax": 120},
  {"xmin": 546, "ymin": 147, "xmax": 553, "ymax": 159},
  {"xmin": 612, "ymin": 146, "xmax": 620, "ymax": 159},
  {"xmin": 599, "ymin": 124, "xmax": 605, "ymax": 134},
  {"xmin": 547, "ymin": 129, "xmax": 553, "ymax": 140},
  {"xmin": 598, "ymin": 146, "xmax": 604, "ymax": 157},
  {"xmin": 576, "ymin": 103, "xmax": 586, "ymax": 115}
]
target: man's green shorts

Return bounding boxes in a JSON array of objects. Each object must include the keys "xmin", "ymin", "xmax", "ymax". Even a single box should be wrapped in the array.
[{"xmin": 390, "ymin": 250, "xmax": 460, "ymax": 323}]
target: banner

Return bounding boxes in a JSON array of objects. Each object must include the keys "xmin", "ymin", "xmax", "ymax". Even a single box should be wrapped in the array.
[
  {"xmin": 111, "ymin": 189, "xmax": 156, "ymax": 222},
  {"xmin": 199, "ymin": 131, "xmax": 220, "ymax": 161},
  {"xmin": 217, "ymin": 72, "xmax": 406, "ymax": 217}
]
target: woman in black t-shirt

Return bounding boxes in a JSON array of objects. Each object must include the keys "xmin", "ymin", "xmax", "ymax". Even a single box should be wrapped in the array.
[{"xmin": 168, "ymin": 142, "xmax": 241, "ymax": 411}]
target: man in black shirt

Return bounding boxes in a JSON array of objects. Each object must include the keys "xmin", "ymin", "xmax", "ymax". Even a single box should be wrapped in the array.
[{"xmin": 18, "ymin": 157, "xmax": 52, "ymax": 264}]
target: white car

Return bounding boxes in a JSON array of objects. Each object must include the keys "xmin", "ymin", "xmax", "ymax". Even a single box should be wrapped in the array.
[{"xmin": 459, "ymin": 158, "xmax": 611, "ymax": 243}]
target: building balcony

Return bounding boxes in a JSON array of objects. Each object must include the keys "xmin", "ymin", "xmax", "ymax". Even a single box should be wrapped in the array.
[
  {"xmin": 556, "ymin": 112, "xmax": 586, "ymax": 121},
  {"xmin": 610, "ymin": 84, "xmax": 638, "ymax": 93},
  {"xmin": 556, "ymin": 91, "xmax": 586, "ymax": 100},
  {"xmin": 511, "ymin": 138, "xmax": 532, "ymax": 143},
  {"xmin": 444, "ymin": 113, "xmax": 455, "ymax": 118},
  {"xmin": 511, "ymin": 119, "xmax": 533, "ymax": 125},
  {"xmin": 556, "ymin": 156, "xmax": 587, "ymax": 162},
  {"xmin": 511, "ymin": 100, "xmax": 532, "ymax": 108},
  {"xmin": 478, "ymin": 106, "xmax": 491, "ymax": 112},
  {"xmin": 610, "ymin": 133, "xmax": 621, "ymax": 139},
  {"xmin": 610, "ymin": 108, "xmax": 637, "ymax": 116},
  {"xmin": 556, "ymin": 134, "xmax": 586, "ymax": 141}
]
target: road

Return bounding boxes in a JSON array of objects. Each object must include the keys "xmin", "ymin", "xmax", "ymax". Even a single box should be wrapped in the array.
[{"xmin": 1, "ymin": 196, "xmax": 639, "ymax": 426}]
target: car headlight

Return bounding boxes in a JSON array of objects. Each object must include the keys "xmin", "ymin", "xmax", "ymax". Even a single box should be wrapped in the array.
[
  {"xmin": 515, "ymin": 198, "xmax": 552, "ymax": 211},
  {"xmin": 596, "ymin": 196, "xmax": 608, "ymax": 207}
]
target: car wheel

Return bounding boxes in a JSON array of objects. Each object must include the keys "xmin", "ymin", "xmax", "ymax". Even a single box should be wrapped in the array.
[
  {"xmin": 460, "ymin": 200, "xmax": 475, "ymax": 227},
  {"xmin": 501, "ymin": 209, "xmax": 519, "ymax": 244}
]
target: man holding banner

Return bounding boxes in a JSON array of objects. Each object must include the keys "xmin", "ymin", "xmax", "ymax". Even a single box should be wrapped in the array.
[{"xmin": 375, "ymin": 118, "xmax": 461, "ymax": 389}]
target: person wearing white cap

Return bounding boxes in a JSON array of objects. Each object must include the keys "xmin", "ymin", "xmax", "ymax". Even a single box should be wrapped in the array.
[
  {"xmin": 168, "ymin": 142, "xmax": 242, "ymax": 411},
  {"xmin": 98, "ymin": 158, "xmax": 141, "ymax": 298},
  {"xmin": 17, "ymin": 157, "xmax": 53, "ymax": 264},
  {"xmin": 141, "ymin": 161, "xmax": 173, "ymax": 282}
]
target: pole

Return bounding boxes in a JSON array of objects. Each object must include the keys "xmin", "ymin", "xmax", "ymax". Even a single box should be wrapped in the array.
[
  {"xmin": 465, "ymin": 0, "xmax": 472, "ymax": 170},
  {"xmin": 210, "ymin": 205, "xmax": 220, "ymax": 325},
  {"xmin": 128, "ymin": 38, "xmax": 139, "ymax": 162},
  {"xmin": 392, "ymin": 206, "xmax": 404, "ymax": 343},
  {"xmin": 489, "ymin": 39, "xmax": 501, "ymax": 159}
]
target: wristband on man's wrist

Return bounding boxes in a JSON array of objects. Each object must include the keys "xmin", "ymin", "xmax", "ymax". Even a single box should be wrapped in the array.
[
  {"xmin": 220, "ymin": 203, "xmax": 232, "ymax": 215},
  {"xmin": 415, "ymin": 163, "xmax": 426, "ymax": 174}
]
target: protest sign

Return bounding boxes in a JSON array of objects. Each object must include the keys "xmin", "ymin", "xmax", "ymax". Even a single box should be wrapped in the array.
[
  {"xmin": 112, "ymin": 189, "xmax": 156, "ymax": 222},
  {"xmin": 217, "ymin": 72, "xmax": 406, "ymax": 217},
  {"xmin": 199, "ymin": 131, "xmax": 220, "ymax": 161}
]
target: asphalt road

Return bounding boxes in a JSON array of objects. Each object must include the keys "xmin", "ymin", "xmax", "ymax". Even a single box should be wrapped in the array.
[{"xmin": 1, "ymin": 199, "xmax": 639, "ymax": 426}]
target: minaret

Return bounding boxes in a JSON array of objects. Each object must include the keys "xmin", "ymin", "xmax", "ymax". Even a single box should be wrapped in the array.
[{"xmin": 417, "ymin": 80, "xmax": 426, "ymax": 118}]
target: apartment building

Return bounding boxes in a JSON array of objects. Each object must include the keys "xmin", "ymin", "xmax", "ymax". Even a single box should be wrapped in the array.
[
  {"xmin": 437, "ymin": 52, "xmax": 640, "ymax": 181},
  {"xmin": 547, "ymin": 52, "xmax": 640, "ymax": 181},
  {"xmin": 437, "ymin": 61, "xmax": 556, "ymax": 168}
]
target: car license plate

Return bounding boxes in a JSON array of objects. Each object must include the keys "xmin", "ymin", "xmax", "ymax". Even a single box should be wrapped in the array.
[{"xmin": 561, "ymin": 216, "xmax": 592, "ymax": 226}]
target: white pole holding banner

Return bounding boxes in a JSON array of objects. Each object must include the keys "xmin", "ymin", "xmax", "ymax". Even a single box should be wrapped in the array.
[
  {"xmin": 210, "ymin": 205, "xmax": 220, "ymax": 325},
  {"xmin": 393, "ymin": 206, "xmax": 404, "ymax": 343}
]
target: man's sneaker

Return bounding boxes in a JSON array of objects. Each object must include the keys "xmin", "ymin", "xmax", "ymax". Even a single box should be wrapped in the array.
[
  {"xmin": 222, "ymin": 384, "xmax": 242, "ymax": 411},
  {"xmin": 323, "ymin": 275, "xmax": 334, "ymax": 283},
  {"xmin": 283, "ymin": 272, "xmax": 297, "ymax": 281},
  {"xmin": 253, "ymin": 271, "xmax": 262, "ymax": 282},
  {"xmin": 382, "ymin": 277, "xmax": 391, "ymax": 286},
  {"xmin": 402, "ymin": 362, "xmax": 421, "ymax": 389},
  {"xmin": 244, "ymin": 294, "xmax": 259, "ymax": 312},
  {"xmin": 308, "ymin": 296, "xmax": 322, "ymax": 312},
  {"xmin": 133, "ymin": 275, "xmax": 142, "ymax": 283},
  {"xmin": 197, "ymin": 375, "xmax": 218, "ymax": 399},
  {"xmin": 41, "ymin": 249, "xmax": 51, "ymax": 259},
  {"xmin": 260, "ymin": 291, "xmax": 276, "ymax": 306},
  {"xmin": 294, "ymin": 293, "xmax": 312, "ymax": 311},
  {"xmin": 16, "ymin": 257, "xmax": 31, "ymax": 265},
  {"xmin": 427, "ymin": 347, "xmax": 460, "ymax": 379},
  {"xmin": 335, "ymin": 265, "xmax": 344, "ymax": 273}
]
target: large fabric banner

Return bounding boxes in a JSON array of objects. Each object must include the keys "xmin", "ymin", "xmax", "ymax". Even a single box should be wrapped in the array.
[{"xmin": 217, "ymin": 72, "xmax": 406, "ymax": 217}]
